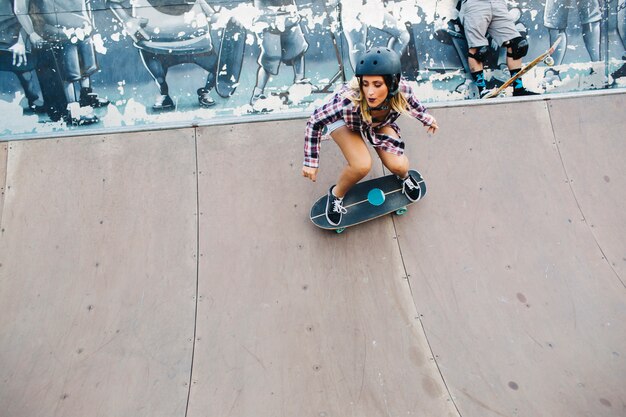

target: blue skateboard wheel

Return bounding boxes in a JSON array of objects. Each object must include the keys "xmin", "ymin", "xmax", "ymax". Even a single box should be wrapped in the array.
[{"xmin": 367, "ymin": 188, "xmax": 385, "ymax": 206}]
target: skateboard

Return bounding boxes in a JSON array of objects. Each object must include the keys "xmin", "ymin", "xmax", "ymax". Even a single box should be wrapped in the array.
[
  {"xmin": 215, "ymin": 17, "xmax": 246, "ymax": 98},
  {"xmin": 310, "ymin": 170, "xmax": 426, "ymax": 233},
  {"xmin": 482, "ymin": 36, "xmax": 563, "ymax": 99}
]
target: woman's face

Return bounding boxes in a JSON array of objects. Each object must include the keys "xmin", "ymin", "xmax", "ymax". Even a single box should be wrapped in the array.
[{"xmin": 361, "ymin": 75, "xmax": 389, "ymax": 109}]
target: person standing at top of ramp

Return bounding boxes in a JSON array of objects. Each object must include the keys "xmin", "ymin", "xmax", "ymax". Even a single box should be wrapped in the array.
[
  {"xmin": 459, "ymin": 0, "xmax": 538, "ymax": 97},
  {"xmin": 301, "ymin": 47, "xmax": 439, "ymax": 227}
]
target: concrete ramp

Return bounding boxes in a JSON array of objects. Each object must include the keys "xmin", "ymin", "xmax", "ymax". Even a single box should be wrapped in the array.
[{"xmin": 0, "ymin": 92, "xmax": 624, "ymax": 417}]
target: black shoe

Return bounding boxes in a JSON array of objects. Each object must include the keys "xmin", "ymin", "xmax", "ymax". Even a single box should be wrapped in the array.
[
  {"xmin": 513, "ymin": 88, "xmax": 540, "ymax": 97},
  {"xmin": 66, "ymin": 112, "xmax": 99, "ymax": 126},
  {"xmin": 611, "ymin": 62, "xmax": 626, "ymax": 80},
  {"xmin": 25, "ymin": 101, "xmax": 47, "ymax": 114},
  {"xmin": 80, "ymin": 87, "xmax": 110, "ymax": 108},
  {"xmin": 325, "ymin": 186, "xmax": 346, "ymax": 226},
  {"xmin": 197, "ymin": 88, "xmax": 216, "ymax": 107},
  {"xmin": 400, "ymin": 174, "xmax": 422, "ymax": 202},
  {"xmin": 479, "ymin": 88, "xmax": 493, "ymax": 99},
  {"xmin": 153, "ymin": 94, "xmax": 174, "ymax": 111}
]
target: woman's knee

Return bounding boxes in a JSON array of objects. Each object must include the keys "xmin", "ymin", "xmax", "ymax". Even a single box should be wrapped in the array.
[
  {"xmin": 349, "ymin": 155, "xmax": 372, "ymax": 177},
  {"xmin": 382, "ymin": 153, "xmax": 409, "ymax": 175}
]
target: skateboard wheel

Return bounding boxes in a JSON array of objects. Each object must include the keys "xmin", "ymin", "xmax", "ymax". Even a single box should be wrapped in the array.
[
  {"xmin": 335, "ymin": 227, "xmax": 346, "ymax": 234},
  {"xmin": 544, "ymin": 56, "xmax": 555, "ymax": 66},
  {"xmin": 395, "ymin": 207, "xmax": 408, "ymax": 215}
]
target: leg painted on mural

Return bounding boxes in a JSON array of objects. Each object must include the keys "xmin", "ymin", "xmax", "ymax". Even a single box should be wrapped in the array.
[
  {"xmin": 581, "ymin": 21, "xmax": 601, "ymax": 62},
  {"xmin": 341, "ymin": 17, "xmax": 367, "ymax": 72},
  {"xmin": 250, "ymin": 66, "xmax": 270, "ymax": 105},
  {"xmin": 140, "ymin": 51, "xmax": 174, "ymax": 111},
  {"xmin": 65, "ymin": 80, "xmax": 98, "ymax": 125},
  {"xmin": 15, "ymin": 70, "xmax": 44, "ymax": 111},
  {"xmin": 382, "ymin": 12, "xmax": 410, "ymax": 57},
  {"xmin": 195, "ymin": 52, "xmax": 218, "ymax": 107},
  {"xmin": 612, "ymin": 0, "xmax": 626, "ymax": 81},
  {"xmin": 79, "ymin": 77, "xmax": 110, "ymax": 108}
]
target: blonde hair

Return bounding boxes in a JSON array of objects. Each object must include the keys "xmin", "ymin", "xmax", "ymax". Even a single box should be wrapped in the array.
[{"xmin": 343, "ymin": 77, "xmax": 409, "ymax": 124}]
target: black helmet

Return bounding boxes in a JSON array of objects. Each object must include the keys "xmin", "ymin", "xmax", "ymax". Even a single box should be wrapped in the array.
[{"xmin": 355, "ymin": 47, "xmax": 401, "ymax": 96}]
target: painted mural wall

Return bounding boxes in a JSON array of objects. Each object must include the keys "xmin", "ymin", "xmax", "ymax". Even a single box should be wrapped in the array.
[{"xmin": 1, "ymin": 0, "xmax": 625, "ymax": 138}]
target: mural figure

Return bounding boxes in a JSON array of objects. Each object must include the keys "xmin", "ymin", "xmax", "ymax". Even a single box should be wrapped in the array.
[
  {"xmin": 107, "ymin": 0, "xmax": 222, "ymax": 110},
  {"xmin": 542, "ymin": 0, "xmax": 601, "ymax": 84},
  {"xmin": 249, "ymin": 0, "xmax": 311, "ymax": 106},
  {"xmin": 0, "ymin": 0, "xmax": 623, "ymax": 138},
  {"xmin": 0, "ymin": 0, "xmax": 44, "ymax": 113},
  {"xmin": 14, "ymin": 0, "xmax": 108, "ymax": 124},
  {"xmin": 459, "ymin": 0, "xmax": 537, "ymax": 97},
  {"xmin": 612, "ymin": 0, "xmax": 626, "ymax": 81},
  {"xmin": 334, "ymin": 0, "xmax": 410, "ymax": 73}
]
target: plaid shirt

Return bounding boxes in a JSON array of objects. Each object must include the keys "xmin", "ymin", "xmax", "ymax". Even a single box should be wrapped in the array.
[{"xmin": 303, "ymin": 79, "xmax": 435, "ymax": 168}]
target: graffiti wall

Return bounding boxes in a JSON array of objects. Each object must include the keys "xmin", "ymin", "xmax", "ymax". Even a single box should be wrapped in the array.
[{"xmin": 1, "ymin": 0, "xmax": 625, "ymax": 138}]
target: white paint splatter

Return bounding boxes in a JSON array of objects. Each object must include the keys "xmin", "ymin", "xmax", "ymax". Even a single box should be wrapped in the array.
[{"xmin": 92, "ymin": 33, "xmax": 107, "ymax": 54}]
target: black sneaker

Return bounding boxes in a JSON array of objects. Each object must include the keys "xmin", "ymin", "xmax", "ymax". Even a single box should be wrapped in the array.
[
  {"xmin": 153, "ymin": 94, "xmax": 175, "ymax": 111},
  {"xmin": 325, "ymin": 186, "xmax": 346, "ymax": 226},
  {"xmin": 197, "ymin": 88, "xmax": 216, "ymax": 107},
  {"xmin": 79, "ymin": 87, "xmax": 110, "ymax": 108},
  {"xmin": 611, "ymin": 62, "xmax": 626, "ymax": 80},
  {"xmin": 479, "ymin": 88, "xmax": 493, "ymax": 99},
  {"xmin": 400, "ymin": 174, "xmax": 422, "ymax": 202}
]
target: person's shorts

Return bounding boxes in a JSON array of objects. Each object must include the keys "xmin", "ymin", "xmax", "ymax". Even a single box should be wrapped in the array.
[
  {"xmin": 543, "ymin": 0, "xmax": 601, "ymax": 30},
  {"xmin": 258, "ymin": 22, "xmax": 308, "ymax": 75},
  {"xmin": 323, "ymin": 119, "xmax": 347, "ymax": 136},
  {"xmin": 460, "ymin": 0, "xmax": 520, "ymax": 48}
]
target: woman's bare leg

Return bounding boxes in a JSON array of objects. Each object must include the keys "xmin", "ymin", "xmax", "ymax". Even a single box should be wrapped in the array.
[
  {"xmin": 330, "ymin": 126, "xmax": 372, "ymax": 197},
  {"xmin": 376, "ymin": 148, "xmax": 410, "ymax": 178}
]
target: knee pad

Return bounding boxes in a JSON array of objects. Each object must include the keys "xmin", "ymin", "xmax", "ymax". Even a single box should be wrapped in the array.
[
  {"xmin": 468, "ymin": 45, "xmax": 490, "ymax": 63},
  {"xmin": 506, "ymin": 36, "xmax": 529, "ymax": 59}
]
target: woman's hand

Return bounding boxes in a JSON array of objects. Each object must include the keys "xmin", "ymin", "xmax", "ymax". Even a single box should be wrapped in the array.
[
  {"xmin": 426, "ymin": 119, "xmax": 439, "ymax": 135},
  {"xmin": 302, "ymin": 166, "xmax": 318, "ymax": 182}
]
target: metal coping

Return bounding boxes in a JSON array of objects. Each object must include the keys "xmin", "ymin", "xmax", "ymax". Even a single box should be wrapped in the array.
[{"xmin": 2, "ymin": 88, "xmax": 625, "ymax": 142}]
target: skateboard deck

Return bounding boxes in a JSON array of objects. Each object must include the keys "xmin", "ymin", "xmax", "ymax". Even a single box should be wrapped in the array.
[
  {"xmin": 310, "ymin": 170, "xmax": 426, "ymax": 233},
  {"xmin": 215, "ymin": 17, "xmax": 246, "ymax": 98},
  {"xmin": 482, "ymin": 36, "xmax": 562, "ymax": 99}
]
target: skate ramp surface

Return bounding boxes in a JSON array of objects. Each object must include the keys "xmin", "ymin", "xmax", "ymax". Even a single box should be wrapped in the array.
[{"xmin": 0, "ymin": 92, "xmax": 624, "ymax": 417}]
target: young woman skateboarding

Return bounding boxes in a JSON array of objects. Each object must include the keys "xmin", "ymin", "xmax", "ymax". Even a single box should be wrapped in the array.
[{"xmin": 302, "ymin": 47, "xmax": 439, "ymax": 226}]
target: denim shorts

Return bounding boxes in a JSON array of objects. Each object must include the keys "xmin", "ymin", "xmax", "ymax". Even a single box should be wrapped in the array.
[{"xmin": 323, "ymin": 119, "xmax": 347, "ymax": 136}]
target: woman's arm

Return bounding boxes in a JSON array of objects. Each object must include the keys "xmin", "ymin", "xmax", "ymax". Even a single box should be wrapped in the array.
[
  {"xmin": 400, "ymin": 79, "xmax": 437, "ymax": 130},
  {"xmin": 302, "ymin": 89, "xmax": 352, "ymax": 180}
]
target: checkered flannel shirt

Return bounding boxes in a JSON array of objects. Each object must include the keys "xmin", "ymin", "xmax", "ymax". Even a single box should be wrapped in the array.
[{"xmin": 303, "ymin": 79, "xmax": 435, "ymax": 169}]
